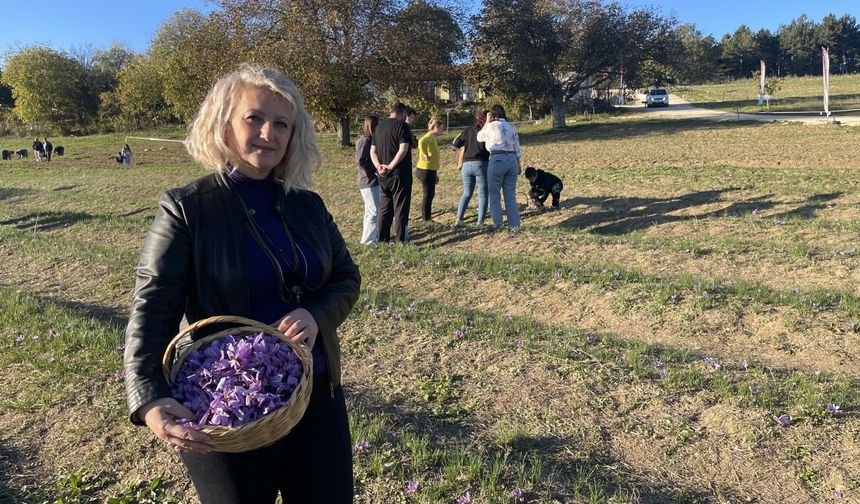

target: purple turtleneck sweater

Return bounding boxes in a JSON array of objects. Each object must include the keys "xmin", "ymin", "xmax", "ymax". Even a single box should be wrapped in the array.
[{"xmin": 228, "ymin": 169, "xmax": 326, "ymax": 375}]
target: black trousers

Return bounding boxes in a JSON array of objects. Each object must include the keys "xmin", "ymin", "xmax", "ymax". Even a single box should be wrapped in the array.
[
  {"xmin": 377, "ymin": 170, "xmax": 412, "ymax": 243},
  {"xmin": 530, "ymin": 188, "xmax": 561, "ymax": 208},
  {"xmin": 415, "ymin": 168, "xmax": 438, "ymax": 221},
  {"xmin": 180, "ymin": 375, "xmax": 353, "ymax": 504}
]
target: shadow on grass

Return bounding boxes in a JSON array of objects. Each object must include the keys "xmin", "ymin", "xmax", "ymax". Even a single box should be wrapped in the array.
[
  {"xmin": 517, "ymin": 118, "xmax": 771, "ymax": 147},
  {"xmin": 0, "ymin": 211, "xmax": 95, "ymax": 231},
  {"xmin": 0, "ymin": 188, "xmax": 35, "ymax": 202},
  {"xmin": 0, "ymin": 442, "xmax": 33, "ymax": 504},
  {"xmin": 502, "ymin": 188, "xmax": 778, "ymax": 235},
  {"xmin": 769, "ymin": 192, "xmax": 842, "ymax": 220}
]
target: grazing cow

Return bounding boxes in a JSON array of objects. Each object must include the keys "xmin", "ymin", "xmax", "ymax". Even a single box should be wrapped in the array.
[
  {"xmin": 54, "ymin": 146, "xmax": 64, "ymax": 156},
  {"xmin": 1, "ymin": 150, "xmax": 12, "ymax": 161},
  {"xmin": 16, "ymin": 149, "xmax": 28, "ymax": 159}
]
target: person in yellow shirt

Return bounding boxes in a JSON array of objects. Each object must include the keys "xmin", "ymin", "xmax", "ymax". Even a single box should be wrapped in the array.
[{"xmin": 415, "ymin": 117, "xmax": 445, "ymax": 221}]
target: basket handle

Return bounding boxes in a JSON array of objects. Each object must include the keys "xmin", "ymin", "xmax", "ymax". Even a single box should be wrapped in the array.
[{"xmin": 162, "ymin": 315, "xmax": 277, "ymax": 373}]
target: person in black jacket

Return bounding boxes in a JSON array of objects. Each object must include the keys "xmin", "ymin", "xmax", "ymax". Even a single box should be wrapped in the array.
[
  {"xmin": 452, "ymin": 109, "xmax": 490, "ymax": 225},
  {"xmin": 524, "ymin": 166, "xmax": 564, "ymax": 210},
  {"xmin": 123, "ymin": 64, "xmax": 360, "ymax": 503}
]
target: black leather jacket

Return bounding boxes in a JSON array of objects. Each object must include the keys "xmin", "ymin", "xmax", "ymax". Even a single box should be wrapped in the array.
[{"xmin": 123, "ymin": 171, "xmax": 360, "ymax": 424}]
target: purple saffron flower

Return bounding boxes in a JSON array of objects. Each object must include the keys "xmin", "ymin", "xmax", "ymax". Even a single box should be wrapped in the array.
[
  {"xmin": 739, "ymin": 360, "xmax": 749, "ymax": 370},
  {"xmin": 516, "ymin": 341, "xmax": 524, "ymax": 350},
  {"xmin": 777, "ymin": 414, "xmax": 791, "ymax": 428},
  {"xmin": 652, "ymin": 358, "xmax": 664, "ymax": 368},
  {"xmin": 703, "ymin": 357, "xmax": 720, "ymax": 370},
  {"xmin": 454, "ymin": 329, "xmax": 463, "ymax": 340},
  {"xmin": 749, "ymin": 384, "xmax": 760, "ymax": 395},
  {"xmin": 814, "ymin": 369, "xmax": 822, "ymax": 377},
  {"xmin": 117, "ymin": 343, "xmax": 126, "ymax": 352},
  {"xmin": 456, "ymin": 491, "xmax": 472, "ymax": 504},
  {"xmin": 657, "ymin": 368, "xmax": 667, "ymax": 378},
  {"xmin": 113, "ymin": 369, "xmax": 124, "ymax": 380},
  {"xmin": 354, "ymin": 440, "xmax": 369, "ymax": 452},
  {"xmin": 406, "ymin": 481, "xmax": 418, "ymax": 495},
  {"xmin": 827, "ymin": 403, "xmax": 841, "ymax": 415},
  {"xmin": 48, "ymin": 327, "xmax": 59, "ymax": 338},
  {"xmin": 834, "ymin": 490, "xmax": 845, "ymax": 499},
  {"xmin": 511, "ymin": 487, "xmax": 524, "ymax": 499},
  {"xmin": 15, "ymin": 335, "xmax": 24, "ymax": 343},
  {"xmin": 407, "ymin": 301, "xmax": 415, "ymax": 313}
]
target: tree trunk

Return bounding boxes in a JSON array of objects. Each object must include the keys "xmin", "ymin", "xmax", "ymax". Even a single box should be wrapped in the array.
[
  {"xmin": 550, "ymin": 92, "xmax": 566, "ymax": 129},
  {"xmin": 337, "ymin": 115, "xmax": 351, "ymax": 146}
]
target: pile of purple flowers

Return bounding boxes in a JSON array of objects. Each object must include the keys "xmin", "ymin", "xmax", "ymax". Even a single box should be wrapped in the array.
[{"xmin": 173, "ymin": 332, "xmax": 303, "ymax": 428}]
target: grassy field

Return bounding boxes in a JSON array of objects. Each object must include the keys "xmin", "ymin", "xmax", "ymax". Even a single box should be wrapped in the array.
[
  {"xmin": 1, "ymin": 113, "xmax": 859, "ymax": 503},
  {"xmin": 674, "ymin": 73, "xmax": 860, "ymax": 114}
]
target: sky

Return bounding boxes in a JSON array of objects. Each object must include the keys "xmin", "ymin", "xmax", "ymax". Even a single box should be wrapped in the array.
[{"xmin": 0, "ymin": 0, "xmax": 858, "ymax": 63}]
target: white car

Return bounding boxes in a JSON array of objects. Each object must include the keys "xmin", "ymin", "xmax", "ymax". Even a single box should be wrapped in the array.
[{"xmin": 645, "ymin": 88, "xmax": 669, "ymax": 107}]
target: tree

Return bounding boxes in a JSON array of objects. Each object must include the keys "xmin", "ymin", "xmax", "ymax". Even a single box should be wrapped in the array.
[
  {"xmin": 1, "ymin": 46, "xmax": 94, "ymax": 132},
  {"xmin": 218, "ymin": 0, "xmax": 455, "ymax": 146},
  {"xmin": 719, "ymin": 25, "xmax": 757, "ymax": 78},
  {"xmin": 779, "ymin": 15, "xmax": 818, "ymax": 75},
  {"xmin": 672, "ymin": 24, "xmax": 720, "ymax": 84},
  {"xmin": 469, "ymin": 0, "xmax": 678, "ymax": 128},
  {"xmin": 817, "ymin": 14, "xmax": 860, "ymax": 73},
  {"xmin": 149, "ymin": 9, "xmax": 241, "ymax": 123},
  {"xmin": 114, "ymin": 55, "xmax": 171, "ymax": 129},
  {"xmin": 385, "ymin": 0, "xmax": 465, "ymax": 103}
]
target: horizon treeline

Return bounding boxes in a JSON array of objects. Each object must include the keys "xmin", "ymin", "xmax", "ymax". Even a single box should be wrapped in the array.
[{"xmin": 0, "ymin": 1, "xmax": 856, "ymax": 137}]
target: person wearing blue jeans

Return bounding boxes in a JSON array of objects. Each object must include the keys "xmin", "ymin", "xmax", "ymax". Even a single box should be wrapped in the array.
[
  {"xmin": 487, "ymin": 153, "xmax": 521, "ymax": 228},
  {"xmin": 457, "ymin": 160, "xmax": 489, "ymax": 225},
  {"xmin": 477, "ymin": 104, "xmax": 522, "ymax": 229},
  {"xmin": 453, "ymin": 109, "xmax": 491, "ymax": 226}
]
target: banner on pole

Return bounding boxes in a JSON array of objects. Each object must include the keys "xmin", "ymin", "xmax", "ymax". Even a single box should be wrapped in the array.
[
  {"xmin": 758, "ymin": 60, "xmax": 766, "ymax": 105},
  {"xmin": 822, "ymin": 47, "xmax": 831, "ymax": 117}
]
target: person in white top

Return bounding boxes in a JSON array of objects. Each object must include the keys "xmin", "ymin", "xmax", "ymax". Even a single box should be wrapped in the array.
[{"xmin": 476, "ymin": 104, "xmax": 522, "ymax": 229}]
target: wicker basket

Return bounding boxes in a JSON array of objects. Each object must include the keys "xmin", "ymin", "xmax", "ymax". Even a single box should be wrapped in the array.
[{"xmin": 162, "ymin": 315, "xmax": 313, "ymax": 453}]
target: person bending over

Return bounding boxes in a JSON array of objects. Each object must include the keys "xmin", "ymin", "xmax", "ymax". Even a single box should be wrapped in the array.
[{"xmin": 524, "ymin": 166, "xmax": 563, "ymax": 210}]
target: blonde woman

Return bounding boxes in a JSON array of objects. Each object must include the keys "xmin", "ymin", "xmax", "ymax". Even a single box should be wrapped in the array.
[
  {"xmin": 415, "ymin": 116, "xmax": 445, "ymax": 221},
  {"xmin": 123, "ymin": 64, "xmax": 360, "ymax": 503}
]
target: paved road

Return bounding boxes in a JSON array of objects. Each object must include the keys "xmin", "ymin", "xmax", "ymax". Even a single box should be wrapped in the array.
[{"xmin": 616, "ymin": 94, "xmax": 860, "ymax": 126}]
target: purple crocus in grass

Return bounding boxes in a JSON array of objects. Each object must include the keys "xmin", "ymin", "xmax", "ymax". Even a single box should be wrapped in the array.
[
  {"xmin": 406, "ymin": 481, "xmax": 418, "ymax": 495},
  {"xmin": 511, "ymin": 487, "xmax": 524, "ymax": 500},
  {"xmin": 516, "ymin": 341, "xmax": 524, "ymax": 350},
  {"xmin": 456, "ymin": 490, "xmax": 472, "ymax": 504},
  {"xmin": 739, "ymin": 360, "xmax": 749, "ymax": 370},
  {"xmin": 777, "ymin": 414, "xmax": 791, "ymax": 428},
  {"xmin": 749, "ymin": 384, "xmax": 760, "ymax": 395},
  {"xmin": 15, "ymin": 335, "xmax": 24, "ymax": 343},
  {"xmin": 454, "ymin": 329, "xmax": 463, "ymax": 340},
  {"xmin": 834, "ymin": 490, "xmax": 845, "ymax": 499},
  {"xmin": 827, "ymin": 403, "xmax": 841, "ymax": 415},
  {"xmin": 113, "ymin": 369, "xmax": 124, "ymax": 380},
  {"xmin": 703, "ymin": 357, "xmax": 720, "ymax": 370},
  {"xmin": 48, "ymin": 327, "xmax": 59, "ymax": 338},
  {"xmin": 354, "ymin": 440, "xmax": 369, "ymax": 452}
]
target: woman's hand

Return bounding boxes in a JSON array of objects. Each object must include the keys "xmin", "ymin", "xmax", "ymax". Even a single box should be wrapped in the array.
[
  {"xmin": 277, "ymin": 308, "xmax": 319, "ymax": 350},
  {"xmin": 140, "ymin": 398, "xmax": 211, "ymax": 453},
  {"xmin": 422, "ymin": 153, "xmax": 429, "ymax": 162}
]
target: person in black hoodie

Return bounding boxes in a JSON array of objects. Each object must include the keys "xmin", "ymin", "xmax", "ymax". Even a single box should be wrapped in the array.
[
  {"xmin": 524, "ymin": 166, "xmax": 563, "ymax": 210},
  {"xmin": 452, "ymin": 109, "xmax": 490, "ymax": 225}
]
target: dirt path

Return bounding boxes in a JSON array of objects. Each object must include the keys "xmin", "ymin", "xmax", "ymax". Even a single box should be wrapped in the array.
[{"xmin": 618, "ymin": 94, "xmax": 860, "ymax": 126}]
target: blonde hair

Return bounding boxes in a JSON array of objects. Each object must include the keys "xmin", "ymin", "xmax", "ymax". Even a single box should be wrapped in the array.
[
  {"xmin": 185, "ymin": 64, "xmax": 321, "ymax": 192},
  {"xmin": 427, "ymin": 117, "xmax": 444, "ymax": 130}
]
